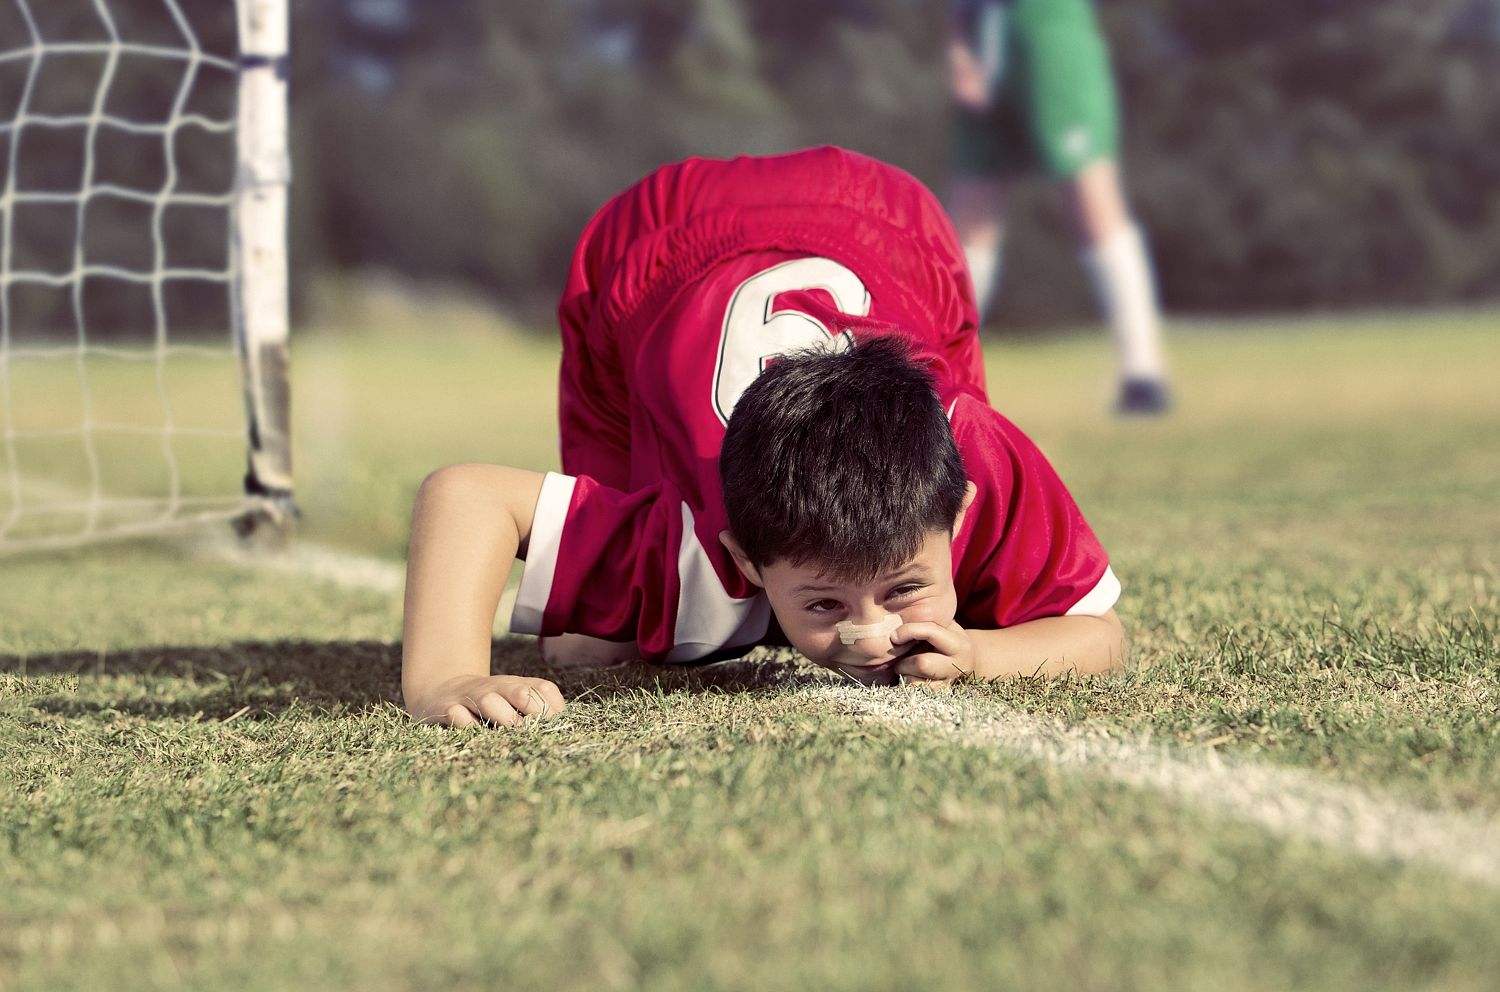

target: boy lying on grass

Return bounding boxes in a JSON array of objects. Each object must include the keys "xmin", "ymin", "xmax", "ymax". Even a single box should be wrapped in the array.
[{"xmin": 402, "ymin": 147, "xmax": 1125, "ymax": 727}]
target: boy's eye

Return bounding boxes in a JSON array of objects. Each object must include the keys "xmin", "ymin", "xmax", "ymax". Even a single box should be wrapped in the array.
[{"xmin": 804, "ymin": 585, "xmax": 925, "ymax": 614}]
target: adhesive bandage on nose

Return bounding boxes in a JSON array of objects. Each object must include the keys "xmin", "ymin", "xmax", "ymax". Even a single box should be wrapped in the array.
[{"xmin": 835, "ymin": 613, "xmax": 902, "ymax": 645}]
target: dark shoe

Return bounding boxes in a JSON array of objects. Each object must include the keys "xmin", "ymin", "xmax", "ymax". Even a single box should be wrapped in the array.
[{"xmin": 1116, "ymin": 378, "xmax": 1172, "ymax": 416}]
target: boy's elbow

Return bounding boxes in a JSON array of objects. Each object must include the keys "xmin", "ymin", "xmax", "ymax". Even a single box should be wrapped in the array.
[
  {"xmin": 414, "ymin": 463, "xmax": 526, "ymax": 518},
  {"xmin": 416, "ymin": 463, "xmax": 490, "ymax": 507},
  {"xmin": 1095, "ymin": 608, "xmax": 1128, "ymax": 673},
  {"xmin": 410, "ymin": 465, "xmax": 508, "ymax": 541},
  {"xmin": 412, "ymin": 463, "xmax": 544, "ymax": 552}
]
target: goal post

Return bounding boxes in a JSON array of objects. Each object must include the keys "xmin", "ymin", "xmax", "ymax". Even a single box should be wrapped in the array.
[
  {"xmin": 233, "ymin": 0, "xmax": 294, "ymax": 538},
  {"xmin": 0, "ymin": 0, "xmax": 294, "ymax": 556}
]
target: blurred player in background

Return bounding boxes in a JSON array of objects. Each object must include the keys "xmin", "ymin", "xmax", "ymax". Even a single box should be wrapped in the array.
[{"xmin": 948, "ymin": 0, "xmax": 1171, "ymax": 415}]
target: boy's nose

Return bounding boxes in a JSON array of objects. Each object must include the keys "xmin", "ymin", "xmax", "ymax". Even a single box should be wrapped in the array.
[
  {"xmin": 840, "ymin": 610, "xmax": 900, "ymax": 659},
  {"xmin": 848, "ymin": 632, "xmax": 895, "ymax": 660},
  {"xmin": 834, "ymin": 606, "xmax": 900, "ymax": 660}
]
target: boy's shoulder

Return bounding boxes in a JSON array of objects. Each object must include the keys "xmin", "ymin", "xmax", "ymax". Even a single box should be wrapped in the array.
[
  {"xmin": 945, "ymin": 392, "xmax": 1093, "ymax": 540},
  {"xmin": 945, "ymin": 394, "xmax": 1120, "ymax": 626},
  {"xmin": 945, "ymin": 392, "xmax": 1042, "ymax": 465}
]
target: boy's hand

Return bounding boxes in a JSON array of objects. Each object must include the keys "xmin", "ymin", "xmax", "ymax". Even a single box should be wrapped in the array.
[
  {"xmin": 405, "ymin": 673, "xmax": 565, "ymax": 728},
  {"xmin": 891, "ymin": 618, "xmax": 976, "ymax": 684}
]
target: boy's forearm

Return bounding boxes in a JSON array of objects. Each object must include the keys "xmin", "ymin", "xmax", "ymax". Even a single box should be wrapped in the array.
[
  {"xmin": 967, "ymin": 610, "xmax": 1126, "ymax": 678},
  {"xmin": 401, "ymin": 464, "xmax": 544, "ymax": 709}
]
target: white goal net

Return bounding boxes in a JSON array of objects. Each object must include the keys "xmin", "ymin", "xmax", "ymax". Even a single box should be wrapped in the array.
[{"xmin": 0, "ymin": 0, "xmax": 291, "ymax": 555}]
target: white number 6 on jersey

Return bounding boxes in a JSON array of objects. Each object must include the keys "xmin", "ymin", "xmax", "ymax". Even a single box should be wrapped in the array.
[{"xmin": 712, "ymin": 257, "xmax": 871, "ymax": 426}]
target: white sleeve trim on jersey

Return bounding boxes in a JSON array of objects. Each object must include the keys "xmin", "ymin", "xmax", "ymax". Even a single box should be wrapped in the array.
[
  {"xmin": 508, "ymin": 471, "xmax": 578, "ymax": 636},
  {"xmin": 1064, "ymin": 565, "xmax": 1121, "ymax": 618},
  {"xmin": 667, "ymin": 502, "xmax": 773, "ymax": 663}
]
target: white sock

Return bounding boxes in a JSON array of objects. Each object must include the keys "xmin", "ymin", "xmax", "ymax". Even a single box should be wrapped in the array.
[
  {"xmin": 964, "ymin": 236, "xmax": 1003, "ymax": 320},
  {"xmin": 1081, "ymin": 223, "xmax": 1167, "ymax": 382}
]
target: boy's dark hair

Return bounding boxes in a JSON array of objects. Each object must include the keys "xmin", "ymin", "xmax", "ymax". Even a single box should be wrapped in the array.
[{"xmin": 719, "ymin": 335, "xmax": 968, "ymax": 581}]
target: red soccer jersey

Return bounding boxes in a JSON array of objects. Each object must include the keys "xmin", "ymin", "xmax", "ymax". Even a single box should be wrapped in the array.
[{"xmin": 509, "ymin": 147, "xmax": 1118, "ymax": 662}]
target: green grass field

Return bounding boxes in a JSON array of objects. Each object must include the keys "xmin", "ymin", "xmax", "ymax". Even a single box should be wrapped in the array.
[{"xmin": 2, "ymin": 307, "xmax": 1497, "ymax": 991}]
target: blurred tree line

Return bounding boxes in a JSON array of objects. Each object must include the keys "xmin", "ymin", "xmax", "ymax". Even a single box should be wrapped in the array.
[
  {"xmin": 3, "ymin": 0, "xmax": 1497, "ymax": 334},
  {"xmin": 290, "ymin": 0, "xmax": 1500, "ymax": 325},
  {"xmin": 290, "ymin": 0, "xmax": 954, "ymax": 320}
]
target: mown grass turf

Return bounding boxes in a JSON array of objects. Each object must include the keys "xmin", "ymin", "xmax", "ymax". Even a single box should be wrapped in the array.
[
  {"xmin": 6, "ymin": 665, "xmax": 1500, "ymax": 991},
  {"xmin": 2, "ymin": 308, "xmax": 1497, "ymax": 990}
]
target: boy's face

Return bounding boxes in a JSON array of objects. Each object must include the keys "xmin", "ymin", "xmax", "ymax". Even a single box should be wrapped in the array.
[{"xmin": 720, "ymin": 483, "xmax": 975, "ymax": 682}]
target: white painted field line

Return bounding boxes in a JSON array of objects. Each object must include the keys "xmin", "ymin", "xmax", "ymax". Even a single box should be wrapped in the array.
[
  {"xmin": 815, "ymin": 685, "xmax": 1500, "ymax": 886},
  {"xmin": 191, "ymin": 533, "xmax": 406, "ymax": 595},
  {"xmin": 9, "ymin": 474, "xmax": 522, "ymax": 628},
  {"xmin": 190, "ymin": 534, "xmax": 523, "ymax": 634}
]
